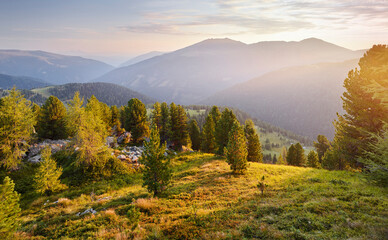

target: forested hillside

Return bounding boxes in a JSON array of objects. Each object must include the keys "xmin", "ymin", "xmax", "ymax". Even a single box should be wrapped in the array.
[
  {"xmin": 0, "ymin": 73, "xmax": 48, "ymax": 90},
  {"xmin": 32, "ymin": 82, "xmax": 155, "ymax": 106},
  {"xmin": 203, "ymin": 59, "xmax": 359, "ymax": 139}
]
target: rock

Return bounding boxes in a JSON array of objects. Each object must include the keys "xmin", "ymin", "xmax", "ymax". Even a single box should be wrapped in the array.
[
  {"xmin": 106, "ymin": 137, "xmax": 116, "ymax": 147},
  {"xmin": 76, "ymin": 208, "xmax": 97, "ymax": 217},
  {"xmin": 117, "ymin": 132, "xmax": 131, "ymax": 144},
  {"xmin": 97, "ymin": 196, "xmax": 111, "ymax": 202},
  {"xmin": 27, "ymin": 139, "xmax": 70, "ymax": 158},
  {"xmin": 28, "ymin": 154, "xmax": 41, "ymax": 163},
  {"xmin": 164, "ymin": 152, "xmax": 168, "ymax": 157},
  {"xmin": 117, "ymin": 155, "xmax": 126, "ymax": 160}
]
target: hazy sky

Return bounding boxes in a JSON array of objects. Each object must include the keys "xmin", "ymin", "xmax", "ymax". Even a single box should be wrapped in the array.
[{"xmin": 1, "ymin": 0, "xmax": 387, "ymax": 65}]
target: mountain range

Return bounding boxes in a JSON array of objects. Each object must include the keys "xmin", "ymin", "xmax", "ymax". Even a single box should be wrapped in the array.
[
  {"xmin": 0, "ymin": 50, "xmax": 114, "ymax": 85},
  {"xmin": 94, "ymin": 38, "xmax": 363, "ymax": 104},
  {"xmin": 0, "ymin": 73, "xmax": 48, "ymax": 90},
  {"xmin": 202, "ymin": 59, "xmax": 359, "ymax": 139},
  {"xmin": 119, "ymin": 51, "xmax": 165, "ymax": 67},
  {"xmin": 0, "ymin": 38, "xmax": 367, "ymax": 139}
]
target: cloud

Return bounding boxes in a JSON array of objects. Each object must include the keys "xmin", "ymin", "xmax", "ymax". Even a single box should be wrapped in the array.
[{"xmin": 119, "ymin": 0, "xmax": 388, "ymax": 36}]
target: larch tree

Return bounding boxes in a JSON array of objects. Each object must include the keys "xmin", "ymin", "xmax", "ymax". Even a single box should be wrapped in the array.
[
  {"xmin": 244, "ymin": 119, "xmax": 263, "ymax": 162},
  {"xmin": 209, "ymin": 106, "xmax": 221, "ymax": 127},
  {"xmin": 141, "ymin": 124, "xmax": 171, "ymax": 196},
  {"xmin": 224, "ymin": 121, "xmax": 248, "ymax": 174},
  {"xmin": 0, "ymin": 176, "xmax": 21, "ymax": 239},
  {"xmin": 34, "ymin": 147, "xmax": 67, "ymax": 195},
  {"xmin": 0, "ymin": 88, "xmax": 35, "ymax": 170},
  {"xmin": 36, "ymin": 96, "xmax": 67, "ymax": 140},
  {"xmin": 65, "ymin": 92, "xmax": 84, "ymax": 138},
  {"xmin": 189, "ymin": 119, "xmax": 201, "ymax": 151},
  {"xmin": 201, "ymin": 115, "xmax": 216, "ymax": 153},
  {"xmin": 124, "ymin": 98, "xmax": 150, "ymax": 143}
]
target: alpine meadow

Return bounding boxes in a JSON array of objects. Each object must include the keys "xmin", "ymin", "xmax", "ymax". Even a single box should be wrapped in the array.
[{"xmin": 0, "ymin": 1, "xmax": 387, "ymax": 240}]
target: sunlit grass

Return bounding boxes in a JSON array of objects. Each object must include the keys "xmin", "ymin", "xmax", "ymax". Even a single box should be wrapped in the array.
[{"xmin": 16, "ymin": 152, "xmax": 388, "ymax": 239}]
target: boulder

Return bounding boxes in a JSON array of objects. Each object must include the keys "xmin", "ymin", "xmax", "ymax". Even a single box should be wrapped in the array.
[{"xmin": 28, "ymin": 154, "xmax": 41, "ymax": 163}]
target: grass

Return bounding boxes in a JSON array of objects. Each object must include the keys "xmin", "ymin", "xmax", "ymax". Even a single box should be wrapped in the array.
[{"xmin": 14, "ymin": 152, "xmax": 388, "ymax": 239}]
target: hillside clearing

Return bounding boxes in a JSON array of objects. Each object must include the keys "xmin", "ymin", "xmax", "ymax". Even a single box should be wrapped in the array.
[{"xmin": 15, "ymin": 153, "xmax": 388, "ymax": 239}]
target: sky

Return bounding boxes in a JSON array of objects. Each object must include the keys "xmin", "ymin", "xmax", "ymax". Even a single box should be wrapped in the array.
[{"xmin": 1, "ymin": 0, "xmax": 387, "ymax": 65}]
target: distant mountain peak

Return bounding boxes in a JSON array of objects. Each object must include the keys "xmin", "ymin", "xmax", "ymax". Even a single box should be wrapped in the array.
[{"xmin": 196, "ymin": 38, "xmax": 246, "ymax": 46}]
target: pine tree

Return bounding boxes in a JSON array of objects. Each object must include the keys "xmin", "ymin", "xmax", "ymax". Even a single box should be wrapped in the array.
[
  {"xmin": 358, "ymin": 127, "xmax": 388, "ymax": 186},
  {"xmin": 224, "ymin": 122, "xmax": 248, "ymax": 174},
  {"xmin": 124, "ymin": 98, "xmax": 150, "ymax": 143},
  {"xmin": 287, "ymin": 143, "xmax": 306, "ymax": 166},
  {"xmin": 110, "ymin": 105, "xmax": 122, "ymax": 133},
  {"xmin": 244, "ymin": 119, "xmax": 263, "ymax": 162},
  {"xmin": 34, "ymin": 147, "xmax": 67, "ymax": 195},
  {"xmin": 0, "ymin": 176, "xmax": 21, "ymax": 238},
  {"xmin": 0, "ymin": 88, "xmax": 35, "ymax": 170},
  {"xmin": 177, "ymin": 105, "xmax": 190, "ymax": 148},
  {"xmin": 201, "ymin": 115, "xmax": 216, "ymax": 153},
  {"xmin": 36, "ymin": 96, "xmax": 67, "ymax": 140},
  {"xmin": 189, "ymin": 119, "xmax": 201, "ymax": 150},
  {"xmin": 331, "ymin": 45, "xmax": 388, "ymax": 168},
  {"xmin": 160, "ymin": 102, "xmax": 170, "ymax": 143},
  {"xmin": 141, "ymin": 124, "xmax": 171, "ymax": 196},
  {"xmin": 215, "ymin": 108, "xmax": 238, "ymax": 155},
  {"xmin": 169, "ymin": 103, "xmax": 180, "ymax": 148},
  {"xmin": 272, "ymin": 154, "xmax": 277, "ymax": 164},
  {"xmin": 151, "ymin": 102, "xmax": 162, "ymax": 130},
  {"xmin": 313, "ymin": 135, "xmax": 331, "ymax": 162},
  {"xmin": 307, "ymin": 150, "xmax": 321, "ymax": 168}
]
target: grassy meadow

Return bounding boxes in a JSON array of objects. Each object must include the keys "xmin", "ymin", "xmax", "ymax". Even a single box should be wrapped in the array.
[{"xmin": 12, "ymin": 152, "xmax": 388, "ymax": 239}]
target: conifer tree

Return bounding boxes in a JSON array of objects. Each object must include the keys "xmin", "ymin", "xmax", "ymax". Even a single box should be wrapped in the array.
[
  {"xmin": 86, "ymin": 95, "xmax": 111, "ymax": 129},
  {"xmin": 215, "ymin": 108, "xmax": 238, "ymax": 155},
  {"xmin": 272, "ymin": 154, "xmax": 277, "ymax": 164},
  {"xmin": 141, "ymin": 124, "xmax": 171, "ymax": 196},
  {"xmin": 277, "ymin": 153, "xmax": 287, "ymax": 165},
  {"xmin": 209, "ymin": 106, "xmax": 221, "ymax": 127},
  {"xmin": 330, "ymin": 45, "xmax": 388, "ymax": 168},
  {"xmin": 313, "ymin": 135, "xmax": 331, "ymax": 162},
  {"xmin": 160, "ymin": 102, "xmax": 170, "ymax": 143},
  {"xmin": 224, "ymin": 121, "xmax": 248, "ymax": 174},
  {"xmin": 0, "ymin": 88, "xmax": 35, "ymax": 170},
  {"xmin": 244, "ymin": 119, "xmax": 263, "ymax": 162},
  {"xmin": 110, "ymin": 105, "xmax": 122, "ymax": 133},
  {"xmin": 34, "ymin": 147, "xmax": 67, "ymax": 195},
  {"xmin": 177, "ymin": 105, "xmax": 190, "ymax": 148},
  {"xmin": 307, "ymin": 150, "xmax": 321, "ymax": 168},
  {"xmin": 0, "ymin": 176, "xmax": 21, "ymax": 238},
  {"xmin": 201, "ymin": 115, "xmax": 216, "ymax": 153},
  {"xmin": 151, "ymin": 102, "xmax": 162, "ymax": 130},
  {"xmin": 36, "ymin": 96, "xmax": 67, "ymax": 140},
  {"xmin": 66, "ymin": 92, "xmax": 84, "ymax": 137},
  {"xmin": 75, "ymin": 107, "xmax": 110, "ymax": 173},
  {"xmin": 189, "ymin": 119, "xmax": 201, "ymax": 150},
  {"xmin": 169, "ymin": 103, "xmax": 182, "ymax": 148},
  {"xmin": 287, "ymin": 143, "xmax": 306, "ymax": 166},
  {"xmin": 124, "ymin": 98, "xmax": 150, "ymax": 143}
]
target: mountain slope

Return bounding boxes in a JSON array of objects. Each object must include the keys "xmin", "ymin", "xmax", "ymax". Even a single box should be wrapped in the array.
[
  {"xmin": 0, "ymin": 50, "xmax": 114, "ymax": 84},
  {"xmin": 202, "ymin": 59, "xmax": 359, "ymax": 139},
  {"xmin": 95, "ymin": 38, "xmax": 363, "ymax": 104},
  {"xmin": 0, "ymin": 73, "xmax": 48, "ymax": 90},
  {"xmin": 31, "ymin": 82, "xmax": 155, "ymax": 106},
  {"xmin": 119, "ymin": 51, "xmax": 165, "ymax": 67}
]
